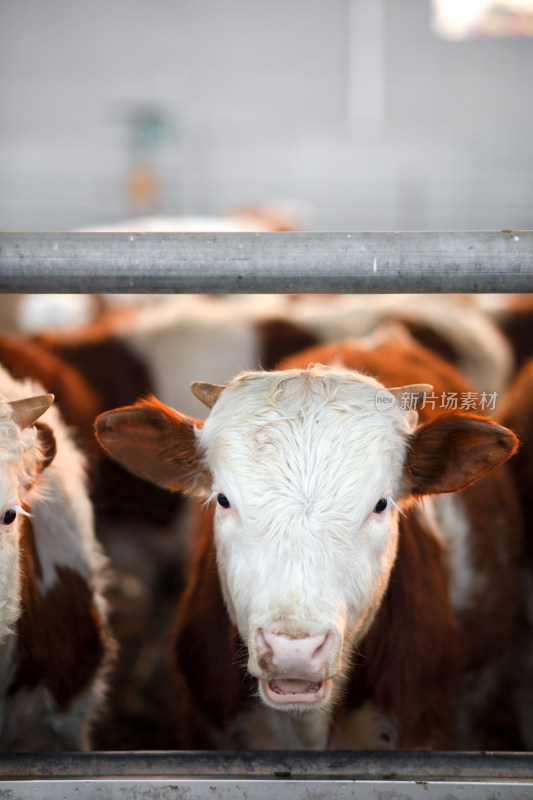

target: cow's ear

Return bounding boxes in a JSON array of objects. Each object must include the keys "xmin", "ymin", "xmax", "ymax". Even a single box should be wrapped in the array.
[
  {"xmin": 94, "ymin": 395, "xmax": 210, "ymax": 495},
  {"xmin": 34, "ymin": 422, "xmax": 57, "ymax": 473},
  {"xmin": 406, "ymin": 413, "xmax": 518, "ymax": 496}
]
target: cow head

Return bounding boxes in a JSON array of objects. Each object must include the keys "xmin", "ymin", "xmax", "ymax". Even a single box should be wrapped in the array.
[{"xmin": 95, "ymin": 367, "xmax": 516, "ymax": 714}]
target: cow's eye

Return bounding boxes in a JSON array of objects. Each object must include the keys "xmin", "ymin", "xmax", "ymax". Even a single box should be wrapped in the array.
[
  {"xmin": 2, "ymin": 508, "xmax": 17, "ymax": 526},
  {"xmin": 217, "ymin": 493, "xmax": 231, "ymax": 509},
  {"xmin": 373, "ymin": 498, "xmax": 388, "ymax": 514}
]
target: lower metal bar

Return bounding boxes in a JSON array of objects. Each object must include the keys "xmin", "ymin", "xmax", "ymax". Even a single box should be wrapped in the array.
[
  {"xmin": 2, "ymin": 752, "xmax": 532, "ymax": 799},
  {"xmin": 1, "ymin": 778, "xmax": 532, "ymax": 800}
]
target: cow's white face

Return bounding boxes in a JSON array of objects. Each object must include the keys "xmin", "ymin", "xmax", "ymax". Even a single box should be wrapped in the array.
[{"xmin": 197, "ymin": 368, "xmax": 415, "ymax": 712}]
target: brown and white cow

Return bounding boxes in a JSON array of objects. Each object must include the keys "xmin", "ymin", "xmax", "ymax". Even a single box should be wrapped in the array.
[
  {"xmin": 0, "ymin": 364, "xmax": 112, "ymax": 751},
  {"xmin": 95, "ymin": 337, "xmax": 522, "ymax": 750}
]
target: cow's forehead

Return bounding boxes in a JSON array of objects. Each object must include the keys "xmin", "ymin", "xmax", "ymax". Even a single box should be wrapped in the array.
[
  {"xmin": 203, "ymin": 367, "xmax": 405, "ymax": 427},
  {"xmin": 231, "ymin": 366, "xmax": 383, "ymax": 402},
  {"xmin": 200, "ymin": 368, "xmax": 411, "ymax": 482},
  {"xmin": 199, "ymin": 369, "xmax": 411, "ymax": 537}
]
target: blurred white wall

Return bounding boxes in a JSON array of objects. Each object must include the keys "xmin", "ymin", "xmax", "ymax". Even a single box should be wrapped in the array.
[{"xmin": 0, "ymin": 0, "xmax": 532, "ymax": 231}]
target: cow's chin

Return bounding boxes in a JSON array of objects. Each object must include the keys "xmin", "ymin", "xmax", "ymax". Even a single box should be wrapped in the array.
[{"xmin": 259, "ymin": 677, "xmax": 332, "ymax": 712}]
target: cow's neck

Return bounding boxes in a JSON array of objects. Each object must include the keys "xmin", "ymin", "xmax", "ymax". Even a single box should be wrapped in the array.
[
  {"xmin": 277, "ymin": 707, "xmax": 330, "ymax": 749},
  {"xmin": 240, "ymin": 701, "xmax": 330, "ymax": 750}
]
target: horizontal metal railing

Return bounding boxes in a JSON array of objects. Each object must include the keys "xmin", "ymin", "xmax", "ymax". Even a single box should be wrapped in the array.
[
  {"xmin": 1, "ymin": 230, "xmax": 532, "ymax": 293},
  {"xmin": 3, "ymin": 749, "xmax": 533, "ymax": 779},
  {"xmin": 1, "ymin": 751, "xmax": 532, "ymax": 799}
]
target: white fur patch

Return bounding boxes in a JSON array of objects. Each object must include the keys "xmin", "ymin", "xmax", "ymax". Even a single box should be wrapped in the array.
[{"xmin": 419, "ymin": 494, "xmax": 479, "ymax": 611}]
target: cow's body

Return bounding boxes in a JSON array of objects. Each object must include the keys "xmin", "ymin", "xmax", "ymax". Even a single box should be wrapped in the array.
[
  {"xmin": 498, "ymin": 357, "xmax": 533, "ymax": 748},
  {"xmin": 96, "ymin": 337, "xmax": 522, "ymax": 750},
  {"xmin": 0, "ymin": 364, "xmax": 111, "ymax": 750}
]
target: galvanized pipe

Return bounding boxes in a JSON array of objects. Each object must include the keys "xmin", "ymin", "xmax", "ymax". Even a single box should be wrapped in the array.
[
  {"xmin": 2, "ymin": 778, "xmax": 532, "ymax": 799},
  {"xmin": 1, "ymin": 230, "xmax": 532, "ymax": 293},
  {"xmin": 1, "ymin": 752, "xmax": 532, "ymax": 800},
  {"xmin": 2, "ymin": 750, "xmax": 532, "ymax": 780}
]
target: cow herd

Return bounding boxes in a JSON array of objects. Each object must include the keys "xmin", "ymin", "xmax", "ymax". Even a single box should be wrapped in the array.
[{"xmin": 0, "ymin": 291, "xmax": 532, "ymax": 752}]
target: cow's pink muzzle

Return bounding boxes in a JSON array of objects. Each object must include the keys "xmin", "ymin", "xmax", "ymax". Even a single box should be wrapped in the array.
[{"xmin": 255, "ymin": 629, "xmax": 335, "ymax": 707}]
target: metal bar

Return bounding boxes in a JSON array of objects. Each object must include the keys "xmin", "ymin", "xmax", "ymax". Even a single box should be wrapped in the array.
[
  {"xmin": 1, "ymin": 751, "xmax": 532, "ymax": 779},
  {"xmin": 1, "ymin": 753, "xmax": 533, "ymax": 800},
  {"xmin": 1, "ymin": 231, "xmax": 532, "ymax": 294},
  {"xmin": 1, "ymin": 778, "xmax": 532, "ymax": 800}
]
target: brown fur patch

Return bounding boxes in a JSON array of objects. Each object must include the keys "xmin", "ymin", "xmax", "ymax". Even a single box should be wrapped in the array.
[
  {"xmin": 496, "ymin": 294, "xmax": 533, "ymax": 372},
  {"xmin": 30, "ymin": 322, "xmax": 183, "ymax": 527},
  {"xmin": 392, "ymin": 317, "xmax": 461, "ymax": 367},
  {"xmin": 499, "ymin": 358, "xmax": 533, "ymax": 551},
  {"xmin": 35, "ymin": 312, "xmax": 152, "ymax": 415},
  {"xmin": 256, "ymin": 318, "xmax": 320, "ymax": 371},
  {"xmin": 34, "ymin": 422, "xmax": 57, "ymax": 473},
  {"xmin": 173, "ymin": 503, "xmax": 252, "ymax": 747},
  {"xmin": 335, "ymin": 511, "xmax": 460, "ymax": 748},
  {"xmin": 0, "ymin": 333, "xmax": 100, "ymax": 451},
  {"xmin": 459, "ymin": 465, "xmax": 522, "ymax": 666},
  {"xmin": 10, "ymin": 516, "xmax": 106, "ymax": 709}
]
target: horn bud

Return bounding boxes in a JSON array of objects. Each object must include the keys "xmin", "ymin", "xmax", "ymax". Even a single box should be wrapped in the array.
[
  {"xmin": 190, "ymin": 382, "xmax": 226, "ymax": 409},
  {"xmin": 9, "ymin": 394, "xmax": 55, "ymax": 429}
]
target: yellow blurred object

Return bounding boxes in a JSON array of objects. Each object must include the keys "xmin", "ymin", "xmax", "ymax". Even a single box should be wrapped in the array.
[{"xmin": 127, "ymin": 165, "xmax": 160, "ymax": 213}]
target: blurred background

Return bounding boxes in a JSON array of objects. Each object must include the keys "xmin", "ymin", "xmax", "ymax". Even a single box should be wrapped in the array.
[{"xmin": 1, "ymin": 0, "xmax": 532, "ymax": 233}]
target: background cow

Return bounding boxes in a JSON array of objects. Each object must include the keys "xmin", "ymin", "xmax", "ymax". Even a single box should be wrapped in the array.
[
  {"xmin": 498, "ymin": 357, "xmax": 533, "ymax": 750},
  {"xmin": 95, "ymin": 337, "xmax": 522, "ymax": 750},
  {"xmin": 0, "ymin": 364, "xmax": 112, "ymax": 750}
]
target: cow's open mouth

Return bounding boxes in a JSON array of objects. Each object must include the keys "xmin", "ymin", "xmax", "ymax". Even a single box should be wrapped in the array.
[{"xmin": 260, "ymin": 678, "xmax": 329, "ymax": 706}]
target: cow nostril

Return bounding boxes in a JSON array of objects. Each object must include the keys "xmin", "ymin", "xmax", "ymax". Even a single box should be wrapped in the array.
[
  {"xmin": 313, "ymin": 631, "xmax": 334, "ymax": 661},
  {"xmin": 255, "ymin": 629, "xmax": 274, "ymax": 658}
]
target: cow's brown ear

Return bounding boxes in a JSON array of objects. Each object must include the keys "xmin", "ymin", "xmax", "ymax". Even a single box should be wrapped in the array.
[
  {"xmin": 34, "ymin": 422, "xmax": 57, "ymax": 473},
  {"xmin": 407, "ymin": 413, "xmax": 518, "ymax": 496},
  {"xmin": 94, "ymin": 395, "xmax": 210, "ymax": 495}
]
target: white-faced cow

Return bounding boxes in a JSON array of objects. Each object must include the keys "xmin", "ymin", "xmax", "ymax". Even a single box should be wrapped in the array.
[
  {"xmin": 95, "ymin": 338, "xmax": 521, "ymax": 750},
  {"xmin": 0, "ymin": 364, "xmax": 112, "ymax": 751}
]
